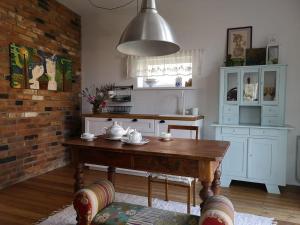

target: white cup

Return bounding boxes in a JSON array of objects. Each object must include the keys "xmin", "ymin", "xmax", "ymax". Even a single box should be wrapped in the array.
[
  {"xmin": 161, "ymin": 132, "xmax": 172, "ymax": 140},
  {"xmin": 192, "ymin": 108, "xmax": 199, "ymax": 115}
]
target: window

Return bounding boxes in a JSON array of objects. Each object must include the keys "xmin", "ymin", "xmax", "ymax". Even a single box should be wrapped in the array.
[{"xmin": 126, "ymin": 49, "xmax": 204, "ymax": 88}]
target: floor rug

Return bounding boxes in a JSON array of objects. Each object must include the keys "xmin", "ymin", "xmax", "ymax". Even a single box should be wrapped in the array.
[{"xmin": 37, "ymin": 192, "xmax": 275, "ymax": 225}]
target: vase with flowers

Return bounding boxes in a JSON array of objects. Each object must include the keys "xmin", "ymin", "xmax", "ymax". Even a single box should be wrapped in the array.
[{"xmin": 81, "ymin": 84, "xmax": 115, "ymax": 114}]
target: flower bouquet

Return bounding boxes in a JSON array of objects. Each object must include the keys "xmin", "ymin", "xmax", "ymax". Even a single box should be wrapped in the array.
[{"xmin": 81, "ymin": 84, "xmax": 115, "ymax": 113}]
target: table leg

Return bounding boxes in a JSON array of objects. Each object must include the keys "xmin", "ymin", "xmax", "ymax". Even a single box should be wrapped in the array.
[
  {"xmin": 199, "ymin": 181, "xmax": 214, "ymax": 209},
  {"xmin": 212, "ymin": 163, "xmax": 221, "ymax": 195},
  {"xmin": 107, "ymin": 166, "xmax": 116, "ymax": 186},
  {"xmin": 74, "ymin": 162, "xmax": 84, "ymax": 193}
]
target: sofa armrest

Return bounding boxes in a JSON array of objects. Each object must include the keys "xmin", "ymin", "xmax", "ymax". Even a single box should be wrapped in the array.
[
  {"xmin": 199, "ymin": 195, "xmax": 234, "ymax": 225},
  {"xmin": 73, "ymin": 180, "xmax": 115, "ymax": 225}
]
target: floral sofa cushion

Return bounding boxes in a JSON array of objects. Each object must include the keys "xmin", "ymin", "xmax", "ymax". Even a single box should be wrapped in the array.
[{"xmin": 92, "ymin": 202, "xmax": 199, "ymax": 225}]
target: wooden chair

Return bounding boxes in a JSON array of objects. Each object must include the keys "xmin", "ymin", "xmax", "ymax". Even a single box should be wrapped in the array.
[{"xmin": 148, "ymin": 125, "xmax": 199, "ymax": 214}]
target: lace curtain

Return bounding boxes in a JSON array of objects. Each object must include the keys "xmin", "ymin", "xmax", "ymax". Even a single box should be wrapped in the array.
[{"xmin": 126, "ymin": 49, "xmax": 204, "ymax": 78}]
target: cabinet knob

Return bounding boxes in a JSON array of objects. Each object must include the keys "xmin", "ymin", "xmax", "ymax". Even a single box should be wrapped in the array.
[
  {"xmin": 132, "ymin": 118, "xmax": 138, "ymax": 122},
  {"xmin": 107, "ymin": 118, "xmax": 112, "ymax": 121},
  {"xmin": 159, "ymin": 120, "xmax": 165, "ymax": 124}
]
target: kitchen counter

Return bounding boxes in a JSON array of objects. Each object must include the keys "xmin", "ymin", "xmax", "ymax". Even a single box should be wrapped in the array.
[{"xmin": 82, "ymin": 113, "xmax": 204, "ymax": 121}]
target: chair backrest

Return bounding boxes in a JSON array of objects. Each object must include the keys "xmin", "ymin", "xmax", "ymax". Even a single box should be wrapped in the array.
[{"xmin": 167, "ymin": 125, "xmax": 199, "ymax": 140}]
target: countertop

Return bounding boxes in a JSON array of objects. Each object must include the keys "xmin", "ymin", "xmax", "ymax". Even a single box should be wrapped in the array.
[{"xmin": 82, "ymin": 113, "xmax": 204, "ymax": 121}]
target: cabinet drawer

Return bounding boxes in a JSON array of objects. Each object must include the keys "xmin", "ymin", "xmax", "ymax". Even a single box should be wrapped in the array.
[
  {"xmin": 261, "ymin": 116, "xmax": 281, "ymax": 126},
  {"xmin": 223, "ymin": 105, "xmax": 239, "ymax": 114},
  {"xmin": 223, "ymin": 115, "xmax": 239, "ymax": 125},
  {"xmin": 121, "ymin": 119, "xmax": 155, "ymax": 133},
  {"xmin": 250, "ymin": 128, "xmax": 281, "ymax": 136},
  {"xmin": 221, "ymin": 127, "xmax": 249, "ymax": 135},
  {"xmin": 262, "ymin": 106, "xmax": 280, "ymax": 116}
]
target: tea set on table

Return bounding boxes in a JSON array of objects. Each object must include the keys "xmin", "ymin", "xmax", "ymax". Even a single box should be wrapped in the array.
[{"xmin": 81, "ymin": 121, "xmax": 172, "ymax": 145}]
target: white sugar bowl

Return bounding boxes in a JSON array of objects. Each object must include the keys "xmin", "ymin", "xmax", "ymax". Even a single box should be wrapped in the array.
[
  {"xmin": 81, "ymin": 133, "xmax": 95, "ymax": 141},
  {"xmin": 128, "ymin": 129, "xmax": 142, "ymax": 144}
]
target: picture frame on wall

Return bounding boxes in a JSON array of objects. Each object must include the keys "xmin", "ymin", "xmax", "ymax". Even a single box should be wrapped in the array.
[
  {"xmin": 226, "ymin": 26, "xmax": 252, "ymax": 62},
  {"xmin": 266, "ymin": 35, "xmax": 279, "ymax": 64},
  {"xmin": 9, "ymin": 43, "xmax": 73, "ymax": 92},
  {"xmin": 245, "ymin": 48, "xmax": 266, "ymax": 65},
  {"xmin": 266, "ymin": 45, "xmax": 279, "ymax": 64}
]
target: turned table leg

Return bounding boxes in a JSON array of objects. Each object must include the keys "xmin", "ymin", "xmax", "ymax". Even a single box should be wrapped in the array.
[
  {"xmin": 199, "ymin": 181, "xmax": 214, "ymax": 209},
  {"xmin": 107, "ymin": 166, "xmax": 116, "ymax": 186},
  {"xmin": 212, "ymin": 163, "xmax": 221, "ymax": 195},
  {"xmin": 74, "ymin": 162, "xmax": 84, "ymax": 193}
]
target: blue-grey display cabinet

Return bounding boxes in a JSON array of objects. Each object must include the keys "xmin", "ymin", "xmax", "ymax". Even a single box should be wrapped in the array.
[{"xmin": 212, "ymin": 65, "xmax": 292, "ymax": 194}]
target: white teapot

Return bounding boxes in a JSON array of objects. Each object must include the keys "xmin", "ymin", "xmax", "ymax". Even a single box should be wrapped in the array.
[
  {"xmin": 104, "ymin": 121, "xmax": 130, "ymax": 138},
  {"xmin": 128, "ymin": 129, "xmax": 143, "ymax": 143}
]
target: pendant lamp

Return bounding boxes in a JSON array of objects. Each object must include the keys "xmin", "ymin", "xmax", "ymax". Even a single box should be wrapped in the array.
[{"xmin": 117, "ymin": 0, "xmax": 180, "ymax": 56}]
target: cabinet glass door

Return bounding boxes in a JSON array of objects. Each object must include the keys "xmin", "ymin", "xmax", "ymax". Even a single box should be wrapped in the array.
[
  {"xmin": 261, "ymin": 67, "xmax": 280, "ymax": 105},
  {"xmin": 224, "ymin": 70, "xmax": 240, "ymax": 104},
  {"xmin": 241, "ymin": 68, "xmax": 260, "ymax": 105}
]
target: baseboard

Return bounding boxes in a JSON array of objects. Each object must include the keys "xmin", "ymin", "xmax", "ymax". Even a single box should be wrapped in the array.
[{"xmin": 86, "ymin": 164, "xmax": 149, "ymax": 177}]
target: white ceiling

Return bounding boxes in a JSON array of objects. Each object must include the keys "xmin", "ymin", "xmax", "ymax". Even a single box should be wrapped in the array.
[
  {"xmin": 57, "ymin": 0, "xmax": 140, "ymax": 16},
  {"xmin": 56, "ymin": 0, "xmax": 176, "ymax": 36}
]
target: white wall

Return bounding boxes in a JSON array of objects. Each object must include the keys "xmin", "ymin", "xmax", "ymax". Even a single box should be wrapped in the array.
[{"xmin": 76, "ymin": 0, "xmax": 300, "ymax": 185}]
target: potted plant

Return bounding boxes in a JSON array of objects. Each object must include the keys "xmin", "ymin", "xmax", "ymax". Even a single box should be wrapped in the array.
[
  {"xmin": 38, "ymin": 73, "xmax": 49, "ymax": 90},
  {"xmin": 81, "ymin": 84, "xmax": 115, "ymax": 114}
]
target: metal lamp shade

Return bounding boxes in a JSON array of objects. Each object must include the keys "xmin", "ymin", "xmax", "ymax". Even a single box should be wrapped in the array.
[{"xmin": 117, "ymin": 0, "xmax": 180, "ymax": 56}]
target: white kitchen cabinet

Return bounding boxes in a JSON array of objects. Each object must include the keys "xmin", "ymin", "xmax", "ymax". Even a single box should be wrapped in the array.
[
  {"xmin": 85, "ymin": 117, "xmax": 155, "ymax": 136},
  {"xmin": 85, "ymin": 116, "xmax": 203, "ymax": 139},
  {"xmin": 85, "ymin": 117, "xmax": 113, "ymax": 135},
  {"xmin": 154, "ymin": 119, "xmax": 203, "ymax": 139}
]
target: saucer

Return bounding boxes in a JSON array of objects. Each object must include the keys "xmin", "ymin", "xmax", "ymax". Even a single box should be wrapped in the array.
[
  {"xmin": 105, "ymin": 136, "xmax": 122, "ymax": 141},
  {"xmin": 160, "ymin": 138, "xmax": 173, "ymax": 142},
  {"xmin": 81, "ymin": 136, "xmax": 96, "ymax": 142},
  {"xmin": 120, "ymin": 137, "xmax": 149, "ymax": 145}
]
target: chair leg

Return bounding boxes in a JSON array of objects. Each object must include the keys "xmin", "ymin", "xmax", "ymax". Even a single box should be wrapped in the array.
[
  {"xmin": 187, "ymin": 186, "xmax": 191, "ymax": 214},
  {"xmin": 192, "ymin": 178, "xmax": 196, "ymax": 207},
  {"xmin": 165, "ymin": 178, "xmax": 169, "ymax": 201},
  {"xmin": 148, "ymin": 175, "xmax": 152, "ymax": 207}
]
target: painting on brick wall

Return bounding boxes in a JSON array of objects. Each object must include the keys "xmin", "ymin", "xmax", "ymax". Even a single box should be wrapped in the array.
[{"xmin": 9, "ymin": 43, "xmax": 73, "ymax": 91}]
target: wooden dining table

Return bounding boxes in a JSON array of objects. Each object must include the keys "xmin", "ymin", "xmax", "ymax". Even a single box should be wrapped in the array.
[{"xmin": 63, "ymin": 136, "xmax": 229, "ymax": 208}]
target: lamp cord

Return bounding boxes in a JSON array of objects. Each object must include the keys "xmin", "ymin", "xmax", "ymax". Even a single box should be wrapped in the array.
[{"xmin": 88, "ymin": 0, "xmax": 137, "ymax": 10}]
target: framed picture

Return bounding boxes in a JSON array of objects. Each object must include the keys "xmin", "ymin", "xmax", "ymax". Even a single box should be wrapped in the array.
[
  {"xmin": 10, "ymin": 43, "xmax": 73, "ymax": 91},
  {"xmin": 246, "ymin": 48, "xmax": 266, "ymax": 65},
  {"xmin": 227, "ymin": 26, "xmax": 252, "ymax": 61},
  {"xmin": 266, "ymin": 45, "xmax": 279, "ymax": 64}
]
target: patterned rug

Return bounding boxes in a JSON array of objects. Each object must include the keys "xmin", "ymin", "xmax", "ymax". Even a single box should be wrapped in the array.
[{"xmin": 37, "ymin": 192, "xmax": 275, "ymax": 225}]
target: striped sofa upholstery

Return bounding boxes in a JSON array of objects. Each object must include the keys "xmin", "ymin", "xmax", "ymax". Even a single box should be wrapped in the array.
[
  {"xmin": 73, "ymin": 180, "xmax": 234, "ymax": 225},
  {"xmin": 73, "ymin": 180, "xmax": 115, "ymax": 225},
  {"xmin": 200, "ymin": 195, "xmax": 234, "ymax": 225}
]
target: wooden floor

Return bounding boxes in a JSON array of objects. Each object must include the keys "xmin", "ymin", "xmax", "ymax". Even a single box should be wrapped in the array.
[{"xmin": 0, "ymin": 166, "xmax": 299, "ymax": 225}]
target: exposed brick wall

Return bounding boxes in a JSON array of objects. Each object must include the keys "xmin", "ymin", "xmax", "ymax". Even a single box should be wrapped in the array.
[{"xmin": 0, "ymin": 0, "xmax": 81, "ymax": 189}]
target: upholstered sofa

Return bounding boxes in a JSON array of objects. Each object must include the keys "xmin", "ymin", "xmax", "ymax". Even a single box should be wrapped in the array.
[{"xmin": 73, "ymin": 180, "xmax": 234, "ymax": 225}]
